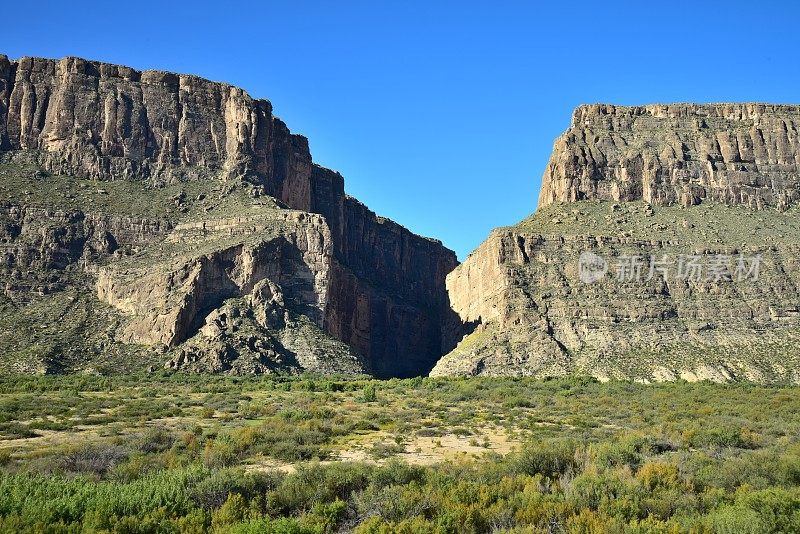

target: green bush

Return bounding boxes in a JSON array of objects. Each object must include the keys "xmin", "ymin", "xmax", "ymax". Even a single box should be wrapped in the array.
[
  {"xmin": 512, "ymin": 438, "xmax": 578, "ymax": 478},
  {"xmin": 361, "ymin": 384, "xmax": 377, "ymax": 403},
  {"xmin": 189, "ymin": 468, "xmax": 282, "ymax": 510}
]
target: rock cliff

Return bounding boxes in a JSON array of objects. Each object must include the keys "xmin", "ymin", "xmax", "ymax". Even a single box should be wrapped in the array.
[
  {"xmin": 435, "ymin": 104, "xmax": 800, "ymax": 383},
  {"xmin": 538, "ymin": 104, "xmax": 800, "ymax": 210},
  {"xmin": 0, "ymin": 55, "xmax": 457, "ymax": 376}
]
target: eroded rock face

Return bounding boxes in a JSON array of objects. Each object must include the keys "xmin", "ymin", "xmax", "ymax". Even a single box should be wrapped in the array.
[
  {"xmin": 95, "ymin": 212, "xmax": 364, "ymax": 375},
  {"xmin": 97, "ymin": 211, "xmax": 333, "ymax": 347},
  {"xmin": 0, "ymin": 54, "xmax": 457, "ymax": 376},
  {"xmin": 1, "ymin": 55, "xmax": 275, "ymax": 186},
  {"xmin": 437, "ymin": 104, "xmax": 800, "ymax": 383},
  {"xmin": 538, "ymin": 104, "xmax": 800, "ymax": 210},
  {"xmin": 434, "ymin": 206, "xmax": 800, "ymax": 382}
]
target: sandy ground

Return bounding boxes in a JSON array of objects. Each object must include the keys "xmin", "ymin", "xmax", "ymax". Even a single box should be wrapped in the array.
[{"xmin": 245, "ymin": 424, "xmax": 521, "ymax": 474}]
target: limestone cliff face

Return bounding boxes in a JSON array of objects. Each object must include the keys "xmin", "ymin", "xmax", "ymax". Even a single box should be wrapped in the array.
[
  {"xmin": 0, "ymin": 55, "xmax": 284, "ymax": 187},
  {"xmin": 96, "ymin": 211, "xmax": 334, "ymax": 347},
  {"xmin": 434, "ymin": 204, "xmax": 800, "ymax": 382},
  {"xmin": 0, "ymin": 54, "xmax": 457, "ymax": 376},
  {"xmin": 94, "ymin": 210, "xmax": 364, "ymax": 375},
  {"xmin": 538, "ymin": 104, "xmax": 800, "ymax": 210},
  {"xmin": 436, "ymin": 103, "xmax": 800, "ymax": 383}
]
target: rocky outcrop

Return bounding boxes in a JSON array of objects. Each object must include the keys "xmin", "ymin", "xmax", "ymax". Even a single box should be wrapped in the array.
[
  {"xmin": 436, "ymin": 103, "xmax": 800, "ymax": 384},
  {"xmin": 433, "ymin": 202, "xmax": 800, "ymax": 382},
  {"xmin": 96, "ymin": 210, "xmax": 364, "ymax": 375},
  {"xmin": 0, "ymin": 54, "xmax": 457, "ymax": 376},
  {"xmin": 538, "ymin": 104, "xmax": 800, "ymax": 210},
  {"xmin": 96, "ymin": 211, "xmax": 332, "ymax": 346}
]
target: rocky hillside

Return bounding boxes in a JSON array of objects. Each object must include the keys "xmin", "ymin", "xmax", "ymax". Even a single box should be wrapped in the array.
[
  {"xmin": 434, "ymin": 104, "xmax": 800, "ymax": 383},
  {"xmin": 0, "ymin": 55, "xmax": 457, "ymax": 377}
]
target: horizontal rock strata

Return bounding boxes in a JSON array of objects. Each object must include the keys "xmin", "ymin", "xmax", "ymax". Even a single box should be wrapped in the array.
[
  {"xmin": 538, "ymin": 103, "xmax": 800, "ymax": 210},
  {"xmin": 0, "ymin": 54, "xmax": 457, "ymax": 376}
]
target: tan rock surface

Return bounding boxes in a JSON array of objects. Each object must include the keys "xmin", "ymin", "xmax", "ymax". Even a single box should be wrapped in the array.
[
  {"xmin": 539, "ymin": 104, "xmax": 800, "ymax": 210},
  {"xmin": 434, "ymin": 200, "xmax": 800, "ymax": 382},
  {"xmin": 436, "ymin": 102, "xmax": 800, "ymax": 383},
  {"xmin": 0, "ymin": 54, "xmax": 457, "ymax": 376}
]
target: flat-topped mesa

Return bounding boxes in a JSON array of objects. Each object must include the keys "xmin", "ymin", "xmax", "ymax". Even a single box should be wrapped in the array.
[
  {"xmin": 0, "ymin": 54, "xmax": 458, "ymax": 377},
  {"xmin": 0, "ymin": 55, "xmax": 309, "ymax": 198},
  {"xmin": 538, "ymin": 103, "xmax": 800, "ymax": 210}
]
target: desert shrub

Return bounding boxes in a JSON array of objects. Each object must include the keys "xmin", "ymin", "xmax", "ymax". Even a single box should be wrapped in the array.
[
  {"xmin": 567, "ymin": 471, "xmax": 642, "ymax": 521},
  {"xmin": 230, "ymin": 516, "xmax": 316, "ymax": 534},
  {"xmin": 27, "ymin": 419, "xmax": 72, "ymax": 431},
  {"xmin": 116, "ymin": 398, "xmax": 182, "ymax": 421},
  {"xmin": 0, "ymin": 469, "xmax": 194, "ymax": 526},
  {"xmin": 136, "ymin": 426, "xmax": 176, "ymax": 453},
  {"xmin": 636, "ymin": 461, "xmax": 680, "ymax": 491},
  {"xmin": 512, "ymin": 438, "xmax": 578, "ymax": 478},
  {"xmin": 592, "ymin": 434, "xmax": 653, "ymax": 470},
  {"xmin": 355, "ymin": 481, "xmax": 434, "ymax": 523},
  {"xmin": 512, "ymin": 488, "xmax": 574, "ymax": 529},
  {"xmin": 238, "ymin": 401, "xmax": 273, "ymax": 419},
  {"xmin": 704, "ymin": 504, "xmax": 766, "ymax": 534},
  {"xmin": 203, "ymin": 439, "xmax": 239, "ymax": 468},
  {"xmin": 369, "ymin": 442, "xmax": 405, "ymax": 460},
  {"xmin": 0, "ymin": 422, "xmax": 37, "ymax": 439},
  {"xmin": 268, "ymin": 462, "xmax": 373, "ymax": 516},
  {"xmin": 784, "ymin": 453, "xmax": 800, "ymax": 486},
  {"xmin": 267, "ymin": 430, "xmax": 330, "ymax": 462},
  {"xmin": 369, "ymin": 460, "xmax": 427, "ymax": 489},
  {"xmin": 733, "ymin": 487, "xmax": 800, "ymax": 533},
  {"xmin": 59, "ymin": 444, "xmax": 129, "ymax": 477},
  {"xmin": 109, "ymin": 453, "xmax": 168, "ymax": 482},
  {"xmin": 687, "ymin": 424, "xmax": 756, "ymax": 450},
  {"xmin": 690, "ymin": 449, "xmax": 794, "ymax": 491},
  {"xmin": 415, "ymin": 427, "xmax": 445, "ymax": 437},
  {"xmin": 189, "ymin": 468, "xmax": 282, "ymax": 510},
  {"xmin": 303, "ymin": 499, "xmax": 348, "ymax": 532},
  {"xmin": 361, "ymin": 384, "xmax": 377, "ymax": 403},
  {"xmin": 348, "ymin": 419, "xmax": 380, "ymax": 432},
  {"xmin": 211, "ymin": 493, "xmax": 249, "ymax": 529},
  {"xmin": 244, "ymin": 418, "xmax": 335, "ymax": 462}
]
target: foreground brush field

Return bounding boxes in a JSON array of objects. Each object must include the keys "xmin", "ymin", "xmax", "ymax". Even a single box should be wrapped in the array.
[{"xmin": 0, "ymin": 374, "xmax": 798, "ymax": 533}]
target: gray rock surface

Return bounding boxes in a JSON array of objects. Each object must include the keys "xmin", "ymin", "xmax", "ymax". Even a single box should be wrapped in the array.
[
  {"xmin": 0, "ymin": 54, "xmax": 457, "ymax": 376},
  {"xmin": 539, "ymin": 104, "xmax": 800, "ymax": 210},
  {"xmin": 435, "ymin": 104, "xmax": 800, "ymax": 383}
]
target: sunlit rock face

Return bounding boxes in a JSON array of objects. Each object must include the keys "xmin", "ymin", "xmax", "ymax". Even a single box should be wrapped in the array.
[
  {"xmin": 435, "ymin": 104, "xmax": 800, "ymax": 383},
  {"xmin": 538, "ymin": 103, "xmax": 800, "ymax": 210},
  {"xmin": 0, "ymin": 54, "xmax": 457, "ymax": 376}
]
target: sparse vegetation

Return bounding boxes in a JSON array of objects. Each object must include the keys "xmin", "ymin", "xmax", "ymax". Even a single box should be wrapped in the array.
[{"xmin": 0, "ymin": 374, "xmax": 798, "ymax": 531}]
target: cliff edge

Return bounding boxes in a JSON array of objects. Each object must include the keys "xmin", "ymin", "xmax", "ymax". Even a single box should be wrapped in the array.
[{"xmin": 0, "ymin": 54, "xmax": 457, "ymax": 377}]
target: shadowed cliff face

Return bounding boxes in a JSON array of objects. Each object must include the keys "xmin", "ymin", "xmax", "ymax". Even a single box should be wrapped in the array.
[
  {"xmin": 538, "ymin": 103, "xmax": 800, "ymax": 210},
  {"xmin": 0, "ymin": 54, "xmax": 458, "ymax": 377}
]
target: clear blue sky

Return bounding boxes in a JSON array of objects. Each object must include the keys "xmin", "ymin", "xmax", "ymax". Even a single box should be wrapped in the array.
[{"xmin": 4, "ymin": 1, "xmax": 798, "ymax": 258}]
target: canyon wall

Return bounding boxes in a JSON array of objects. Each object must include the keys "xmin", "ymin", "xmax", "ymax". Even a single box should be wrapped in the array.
[
  {"xmin": 0, "ymin": 54, "xmax": 457, "ymax": 376},
  {"xmin": 538, "ymin": 103, "xmax": 800, "ymax": 210},
  {"xmin": 437, "ymin": 104, "xmax": 800, "ymax": 383}
]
